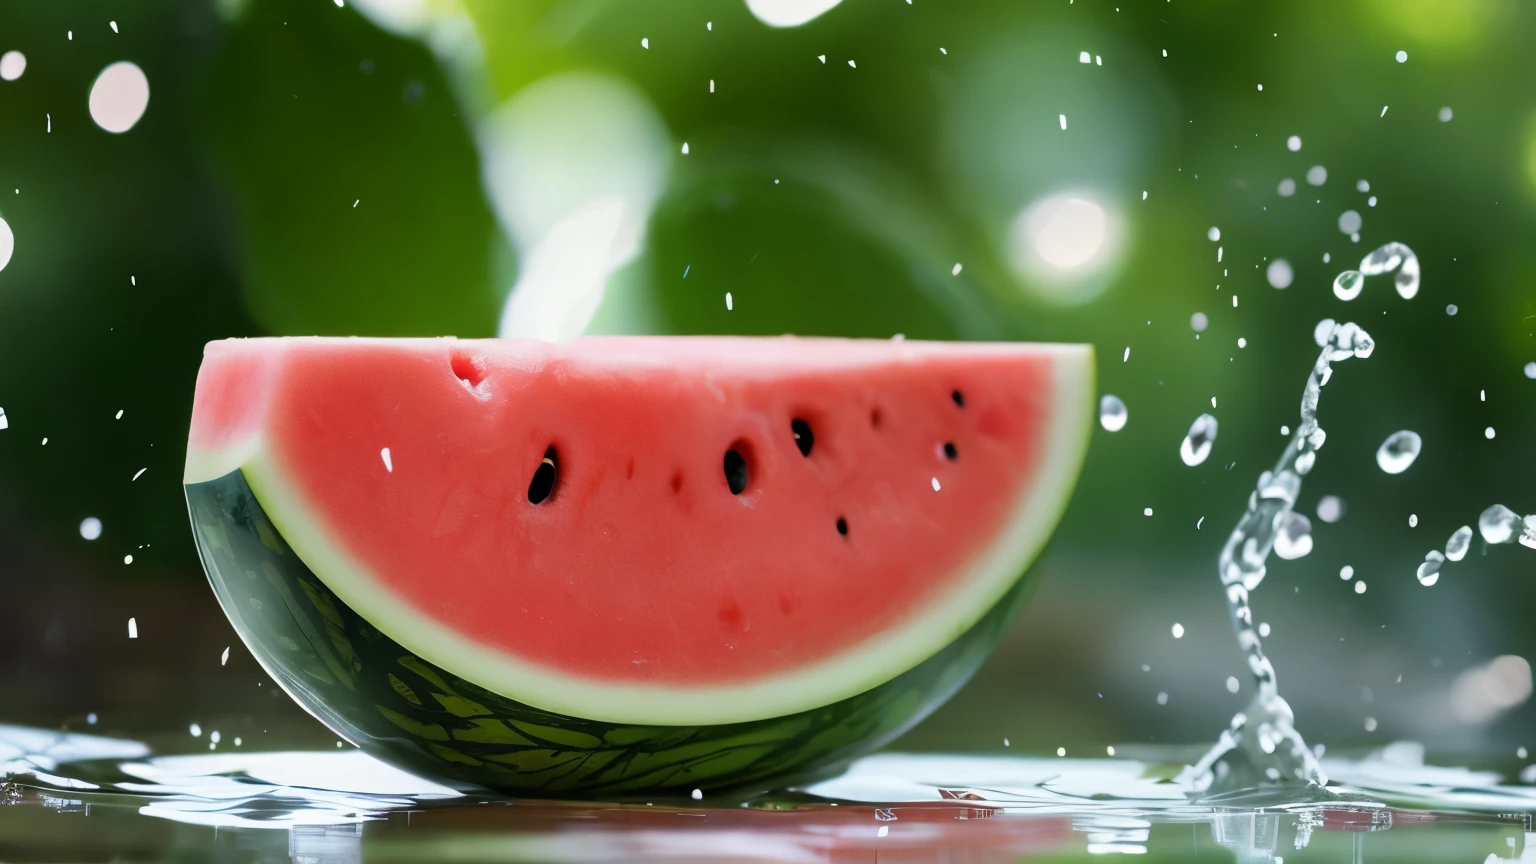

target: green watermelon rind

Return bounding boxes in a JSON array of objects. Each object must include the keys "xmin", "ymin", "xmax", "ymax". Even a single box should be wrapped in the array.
[
  {"xmin": 186, "ymin": 468, "xmax": 1038, "ymax": 797},
  {"xmin": 209, "ymin": 343, "xmax": 1093, "ymax": 727}
]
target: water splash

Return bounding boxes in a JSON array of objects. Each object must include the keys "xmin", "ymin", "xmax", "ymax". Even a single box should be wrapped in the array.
[
  {"xmin": 1186, "ymin": 244, "xmax": 1417, "ymax": 796},
  {"xmin": 1179, "ymin": 414, "xmax": 1218, "ymax": 467},
  {"xmin": 1414, "ymin": 506, "xmax": 1533, "ymax": 587}
]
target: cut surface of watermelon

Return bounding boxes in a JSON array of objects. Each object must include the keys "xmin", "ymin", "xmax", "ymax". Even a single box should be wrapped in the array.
[{"xmin": 185, "ymin": 337, "xmax": 1092, "ymax": 726}]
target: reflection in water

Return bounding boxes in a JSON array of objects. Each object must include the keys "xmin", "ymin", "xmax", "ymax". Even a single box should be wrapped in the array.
[{"xmin": 3, "ymin": 725, "xmax": 1536, "ymax": 862}]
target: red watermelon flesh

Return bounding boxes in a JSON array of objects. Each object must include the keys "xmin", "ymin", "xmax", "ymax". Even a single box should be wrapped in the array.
[{"xmin": 185, "ymin": 337, "xmax": 1092, "ymax": 725}]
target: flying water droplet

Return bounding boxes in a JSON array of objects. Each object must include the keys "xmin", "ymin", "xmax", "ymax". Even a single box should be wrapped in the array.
[
  {"xmin": 1099, "ymin": 395, "xmax": 1128, "ymax": 432},
  {"xmin": 1479, "ymin": 505, "xmax": 1522, "ymax": 544},
  {"xmin": 1272, "ymin": 511, "xmax": 1313, "ymax": 560},
  {"xmin": 1180, "ymin": 414, "xmax": 1218, "ymax": 466},
  {"xmin": 1445, "ymin": 525, "xmax": 1472, "ymax": 561},
  {"xmin": 1334, "ymin": 271, "xmax": 1364, "ymax": 301},
  {"xmin": 1417, "ymin": 551, "xmax": 1444, "ymax": 586},
  {"xmin": 1376, "ymin": 430, "xmax": 1422, "ymax": 474}
]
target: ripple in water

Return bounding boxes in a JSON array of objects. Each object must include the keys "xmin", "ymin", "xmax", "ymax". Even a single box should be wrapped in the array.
[
  {"xmin": 1376, "ymin": 431, "xmax": 1422, "ymax": 474},
  {"xmin": 1179, "ymin": 414, "xmax": 1217, "ymax": 466}
]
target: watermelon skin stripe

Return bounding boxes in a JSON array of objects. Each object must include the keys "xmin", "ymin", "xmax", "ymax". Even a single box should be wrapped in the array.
[
  {"xmin": 186, "ymin": 468, "xmax": 1033, "ymax": 797},
  {"xmin": 185, "ymin": 338, "xmax": 1093, "ymax": 727}
]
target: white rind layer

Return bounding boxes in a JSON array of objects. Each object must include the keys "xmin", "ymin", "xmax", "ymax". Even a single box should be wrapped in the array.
[{"xmin": 190, "ymin": 344, "xmax": 1094, "ymax": 726}]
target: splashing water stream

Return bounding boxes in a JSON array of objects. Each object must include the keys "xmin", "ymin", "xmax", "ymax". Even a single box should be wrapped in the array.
[{"xmin": 1187, "ymin": 243, "xmax": 1420, "ymax": 796}]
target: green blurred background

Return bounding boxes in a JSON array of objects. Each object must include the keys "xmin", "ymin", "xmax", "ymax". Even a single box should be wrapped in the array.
[{"xmin": 1, "ymin": 0, "xmax": 1534, "ymax": 768}]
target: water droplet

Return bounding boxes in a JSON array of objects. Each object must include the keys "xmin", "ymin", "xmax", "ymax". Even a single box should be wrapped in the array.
[
  {"xmin": 1157, "ymin": 692, "xmax": 1169, "ymax": 705},
  {"xmin": 1357, "ymin": 179, "xmax": 1371, "ymax": 193},
  {"xmin": 1144, "ymin": 507, "xmax": 1154, "ymax": 516},
  {"xmin": 1525, "ymin": 362, "xmax": 1536, "ymax": 379},
  {"xmin": 1317, "ymin": 495, "xmax": 1346, "ymax": 523},
  {"xmin": 1340, "ymin": 565, "xmax": 1355, "ymax": 580},
  {"xmin": 123, "ymin": 554, "xmax": 133, "ymax": 565},
  {"xmin": 1266, "ymin": 259, "xmax": 1294, "ymax": 289},
  {"xmin": 1180, "ymin": 414, "xmax": 1218, "ymax": 466},
  {"xmin": 1485, "ymin": 426, "xmax": 1496, "ymax": 440},
  {"xmin": 1099, "ymin": 394, "xmax": 1128, "ymax": 431},
  {"xmin": 1238, "ymin": 337, "xmax": 1247, "ymax": 348},
  {"xmin": 931, "ymin": 477, "xmax": 941, "ymax": 492},
  {"xmin": 1287, "ymin": 135, "xmax": 1302, "ymax": 152},
  {"xmin": 221, "ymin": 646, "xmax": 231, "ymax": 666},
  {"xmin": 1123, "ymin": 346, "xmax": 1130, "ymax": 362},
  {"xmin": 127, "ymin": 617, "xmax": 138, "ymax": 638},
  {"xmin": 1395, "ymin": 50, "xmax": 1407, "ymax": 63},
  {"xmin": 1417, "ymin": 551, "xmax": 1444, "ymax": 586},
  {"xmin": 1057, "ymin": 747, "xmax": 1067, "ymax": 756},
  {"xmin": 1207, "ymin": 226, "xmax": 1222, "ymax": 242},
  {"xmin": 1273, "ymin": 511, "xmax": 1313, "ymax": 560},
  {"xmin": 1172, "ymin": 623, "xmax": 1185, "ymax": 638},
  {"xmin": 1333, "ymin": 271, "xmax": 1365, "ymax": 301},
  {"xmin": 1338, "ymin": 210, "xmax": 1363, "ymax": 234},
  {"xmin": 380, "ymin": 447, "xmax": 393, "ymax": 472},
  {"xmin": 1409, "ymin": 513, "xmax": 1418, "ymax": 527},
  {"xmin": 1445, "ymin": 526, "xmax": 1473, "ymax": 562},
  {"xmin": 1364, "ymin": 716, "xmax": 1378, "ymax": 732},
  {"xmin": 1355, "ymin": 580, "xmax": 1368, "ymax": 594},
  {"xmin": 1281, "ymin": 425, "xmax": 1291, "ymax": 436},
  {"xmin": 1259, "ymin": 622, "xmax": 1271, "ymax": 637},
  {"xmin": 641, "ymin": 37, "xmax": 649, "ymax": 48},
  {"xmin": 1376, "ymin": 430, "xmax": 1422, "ymax": 474},
  {"xmin": 189, "ymin": 723, "xmax": 201, "ymax": 738},
  {"xmin": 1226, "ymin": 676, "xmax": 1240, "ymax": 694},
  {"xmin": 1479, "ymin": 504, "xmax": 1522, "ymax": 544},
  {"xmin": 0, "ymin": 51, "xmax": 24, "ymax": 82},
  {"xmin": 1522, "ymin": 515, "xmax": 1536, "ymax": 550},
  {"xmin": 88, "ymin": 61, "xmax": 150, "ymax": 133},
  {"xmin": 210, "ymin": 730, "xmax": 221, "ymax": 744},
  {"xmin": 691, "ymin": 788, "xmax": 703, "ymax": 800},
  {"xmin": 1306, "ymin": 165, "xmax": 1328, "ymax": 186},
  {"xmin": 1191, "ymin": 312, "xmax": 1209, "ymax": 332},
  {"xmin": 1438, "ymin": 106, "xmax": 1454, "ymax": 122},
  {"xmin": 87, "ymin": 713, "xmax": 97, "ymax": 725},
  {"xmin": 951, "ymin": 262, "xmax": 962, "ymax": 276},
  {"xmin": 1278, "ymin": 178, "xmax": 1296, "ymax": 197},
  {"xmin": 79, "ymin": 517, "xmax": 103, "ymax": 541}
]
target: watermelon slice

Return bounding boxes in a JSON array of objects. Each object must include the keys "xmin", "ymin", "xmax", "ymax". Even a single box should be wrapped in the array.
[{"xmin": 185, "ymin": 336, "xmax": 1091, "ymax": 794}]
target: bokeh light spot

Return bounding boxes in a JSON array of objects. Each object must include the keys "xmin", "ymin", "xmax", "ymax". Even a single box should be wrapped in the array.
[{"xmin": 744, "ymin": 0, "xmax": 843, "ymax": 28}]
